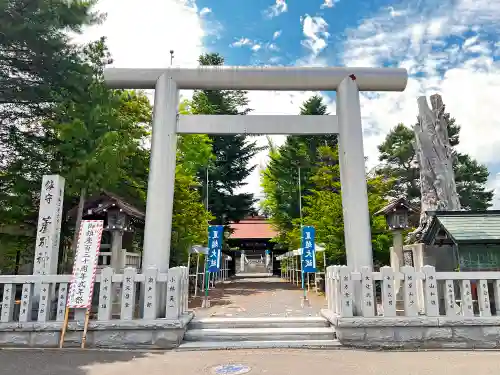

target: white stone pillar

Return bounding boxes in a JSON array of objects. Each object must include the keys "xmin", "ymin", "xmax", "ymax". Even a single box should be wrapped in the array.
[
  {"xmin": 240, "ymin": 250, "xmax": 245, "ymax": 273},
  {"xmin": 337, "ymin": 76, "xmax": 373, "ymax": 313},
  {"xmin": 110, "ymin": 230, "xmax": 124, "ymax": 314},
  {"xmin": 142, "ymin": 74, "xmax": 178, "ymax": 273},
  {"xmin": 110, "ymin": 231, "xmax": 124, "ymax": 273},
  {"xmin": 337, "ymin": 76, "xmax": 373, "ymax": 270},
  {"xmin": 391, "ymin": 231, "xmax": 404, "ymax": 292}
]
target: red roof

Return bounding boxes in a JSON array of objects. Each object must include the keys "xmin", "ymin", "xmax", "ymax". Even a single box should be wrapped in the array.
[{"xmin": 229, "ymin": 216, "xmax": 277, "ymax": 239}]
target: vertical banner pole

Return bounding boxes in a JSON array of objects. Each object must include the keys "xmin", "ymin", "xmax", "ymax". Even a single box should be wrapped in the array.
[
  {"xmin": 298, "ymin": 166, "xmax": 308, "ymax": 305},
  {"xmin": 301, "ymin": 226, "xmax": 316, "ymax": 308},
  {"xmin": 203, "ymin": 252, "xmax": 210, "ymax": 307},
  {"xmin": 203, "ymin": 225, "xmax": 224, "ymax": 308},
  {"xmin": 202, "ymin": 167, "xmax": 210, "ymax": 308}
]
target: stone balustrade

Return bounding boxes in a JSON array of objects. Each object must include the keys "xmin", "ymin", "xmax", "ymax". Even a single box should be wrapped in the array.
[
  {"xmin": 187, "ymin": 256, "xmax": 230, "ymax": 298},
  {"xmin": 279, "ymin": 254, "xmax": 326, "ymax": 293},
  {"xmin": 97, "ymin": 251, "xmax": 142, "ymax": 271},
  {"xmin": 323, "ymin": 265, "xmax": 500, "ymax": 349},
  {"xmin": 0, "ymin": 266, "xmax": 191, "ymax": 348}
]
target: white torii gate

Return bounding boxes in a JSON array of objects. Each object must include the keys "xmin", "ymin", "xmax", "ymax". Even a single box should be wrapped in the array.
[{"xmin": 104, "ymin": 66, "xmax": 408, "ymax": 279}]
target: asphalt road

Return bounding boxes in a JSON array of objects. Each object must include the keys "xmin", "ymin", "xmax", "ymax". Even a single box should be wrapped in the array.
[{"xmin": 2, "ymin": 348, "xmax": 500, "ymax": 375}]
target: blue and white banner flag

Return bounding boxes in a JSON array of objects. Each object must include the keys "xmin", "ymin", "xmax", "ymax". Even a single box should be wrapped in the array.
[
  {"xmin": 207, "ymin": 225, "xmax": 223, "ymax": 273},
  {"xmin": 301, "ymin": 226, "xmax": 316, "ymax": 273}
]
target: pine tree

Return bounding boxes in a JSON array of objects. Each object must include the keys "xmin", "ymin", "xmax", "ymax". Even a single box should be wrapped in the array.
[
  {"xmin": 191, "ymin": 53, "xmax": 263, "ymax": 225},
  {"xmin": 377, "ymin": 109, "xmax": 493, "ymax": 210},
  {"xmin": 260, "ymin": 95, "xmax": 336, "ymax": 248},
  {"xmin": 0, "ymin": 0, "xmax": 100, "ymax": 124}
]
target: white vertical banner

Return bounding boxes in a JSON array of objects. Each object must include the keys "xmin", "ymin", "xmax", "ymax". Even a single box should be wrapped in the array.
[
  {"xmin": 33, "ymin": 175, "xmax": 65, "ymax": 275},
  {"xmin": 67, "ymin": 220, "xmax": 104, "ymax": 308}
]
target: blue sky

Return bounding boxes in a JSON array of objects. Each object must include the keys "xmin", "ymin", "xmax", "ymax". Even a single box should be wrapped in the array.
[{"xmin": 80, "ymin": 0, "xmax": 500, "ymax": 207}]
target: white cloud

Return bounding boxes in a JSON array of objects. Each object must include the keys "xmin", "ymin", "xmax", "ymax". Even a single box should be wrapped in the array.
[
  {"xmin": 265, "ymin": 0, "xmax": 288, "ymax": 19},
  {"xmin": 488, "ymin": 173, "xmax": 500, "ymax": 209},
  {"xmin": 231, "ymin": 37, "xmax": 253, "ymax": 47},
  {"xmin": 230, "ymin": 37, "xmax": 266, "ymax": 53},
  {"xmin": 199, "ymin": 7, "xmax": 211, "ymax": 16},
  {"xmin": 300, "ymin": 15, "xmax": 330, "ymax": 58},
  {"xmin": 75, "ymin": 0, "xmax": 206, "ymax": 69},
  {"xmin": 267, "ymin": 43, "xmax": 279, "ymax": 51},
  {"xmin": 340, "ymin": 0, "xmax": 500, "ymax": 181},
  {"xmin": 320, "ymin": 0, "xmax": 340, "ymax": 9},
  {"xmin": 387, "ymin": 6, "xmax": 407, "ymax": 18}
]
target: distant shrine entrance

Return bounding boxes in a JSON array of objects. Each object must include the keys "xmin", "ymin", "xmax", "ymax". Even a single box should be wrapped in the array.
[
  {"xmin": 228, "ymin": 215, "xmax": 279, "ymax": 275},
  {"xmin": 104, "ymin": 65, "xmax": 408, "ymax": 310}
]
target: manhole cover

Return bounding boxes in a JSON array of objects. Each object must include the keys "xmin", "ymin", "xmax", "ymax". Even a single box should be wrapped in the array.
[{"xmin": 211, "ymin": 364, "xmax": 251, "ymax": 375}]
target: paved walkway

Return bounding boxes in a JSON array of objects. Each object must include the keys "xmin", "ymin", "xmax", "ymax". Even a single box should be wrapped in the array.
[
  {"xmin": 189, "ymin": 275, "xmax": 326, "ymax": 318},
  {"xmin": 3, "ymin": 349, "xmax": 500, "ymax": 375}
]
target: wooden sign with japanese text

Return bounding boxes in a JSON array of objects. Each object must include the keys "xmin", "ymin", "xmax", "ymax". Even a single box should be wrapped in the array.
[{"xmin": 67, "ymin": 220, "xmax": 104, "ymax": 308}]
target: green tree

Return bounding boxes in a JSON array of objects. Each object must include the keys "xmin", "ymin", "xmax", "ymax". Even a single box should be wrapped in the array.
[
  {"xmin": 377, "ymin": 111, "xmax": 493, "ymax": 210},
  {"xmin": 0, "ymin": 0, "xmax": 103, "ymax": 226},
  {"xmin": 260, "ymin": 95, "xmax": 336, "ymax": 249},
  {"xmin": 0, "ymin": 38, "xmax": 154, "ymax": 270},
  {"xmin": 171, "ymin": 100, "xmax": 215, "ymax": 265},
  {"xmin": 191, "ymin": 52, "xmax": 263, "ymax": 225},
  {"xmin": 0, "ymin": 0, "xmax": 101, "ymax": 125},
  {"xmin": 288, "ymin": 146, "xmax": 392, "ymax": 265}
]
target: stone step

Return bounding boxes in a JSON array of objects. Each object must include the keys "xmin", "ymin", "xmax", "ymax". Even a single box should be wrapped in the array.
[
  {"xmin": 177, "ymin": 339, "xmax": 341, "ymax": 351},
  {"xmin": 189, "ymin": 316, "xmax": 330, "ymax": 329},
  {"xmin": 184, "ymin": 327, "xmax": 336, "ymax": 342}
]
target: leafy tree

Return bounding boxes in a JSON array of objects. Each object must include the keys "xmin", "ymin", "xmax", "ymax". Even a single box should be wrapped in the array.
[
  {"xmin": 0, "ymin": 0, "xmax": 102, "ymax": 224},
  {"xmin": 0, "ymin": 38, "xmax": 212, "ymax": 271},
  {"xmin": 260, "ymin": 95, "xmax": 336, "ymax": 249},
  {"xmin": 191, "ymin": 53, "xmax": 263, "ymax": 225},
  {"xmin": 377, "ymin": 109, "xmax": 493, "ymax": 210},
  {"xmin": 0, "ymin": 0, "xmax": 101, "ymax": 127},
  {"xmin": 0, "ymin": 38, "xmax": 154, "ymax": 269},
  {"xmin": 171, "ymin": 100, "xmax": 215, "ymax": 265},
  {"xmin": 284, "ymin": 146, "xmax": 393, "ymax": 265}
]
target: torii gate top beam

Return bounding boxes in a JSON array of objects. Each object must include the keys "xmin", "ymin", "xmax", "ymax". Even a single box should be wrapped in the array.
[{"xmin": 104, "ymin": 66, "xmax": 408, "ymax": 92}]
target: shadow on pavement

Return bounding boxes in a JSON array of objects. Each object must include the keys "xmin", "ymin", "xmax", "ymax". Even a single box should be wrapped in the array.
[
  {"xmin": 189, "ymin": 277, "xmax": 301, "ymax": 308},
  {"xmin": 0, "ymin": 348, "xmax": 161, "ymax": 375},
  {"xmin": 188, "ymin": 276, "xmax": 326, "ymax": 318}
]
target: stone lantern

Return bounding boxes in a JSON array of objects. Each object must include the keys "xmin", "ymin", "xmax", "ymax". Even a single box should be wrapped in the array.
[
  {"xmin": 104, "ymin": 204, "xmax": 132, "ymax": 273},
  {"xmin": 383, "ymin": 202, "xmax": 410, "ymax": 231},
  {"xmin": 375, "ymin": 197, "xmax": 417, "ymax": 305},
  {"xmin": 107, "ymin": 206, "xmax": 129, "ymax": 231}
]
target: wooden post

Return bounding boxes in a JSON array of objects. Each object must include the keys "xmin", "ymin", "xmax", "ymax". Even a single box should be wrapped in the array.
[
  {"xmin": 81, "ymin": 309, "xmax": 91, "ymax": 348},
  {"xmin": 59, "ymin": 307, "xmax": 70, "ymax": 348}
]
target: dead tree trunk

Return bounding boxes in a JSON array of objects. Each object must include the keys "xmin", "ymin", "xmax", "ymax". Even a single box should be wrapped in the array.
[{"xmin": 408, "ymin": 94, "xmax": 461, "ymax": 242}]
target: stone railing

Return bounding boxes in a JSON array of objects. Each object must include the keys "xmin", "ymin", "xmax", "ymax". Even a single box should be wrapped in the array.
[
  {"xmin": 0, "ymin": 266, "xmax": 191, "ymax": 349},
  {"xmin": 188, "ymin": 258, "xmax": 230, "ymax": 298},
  {"xmin": 0, "ymin": 266, "xmax": 189, "ymax": 323},
  {"xmin": 97, "ymin": 252, "xmax": 142, "ymax": 270},
  {"xmin": 280, "ymin": 256, "xmax": 326, "ymax": 293},
  {"xmin": 325, "ymin": 265, "xmax": 500, "ymax": 317},
  {"xmin": 323, "ymin": 265, "xmax": 500, "ymax": 349}
]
